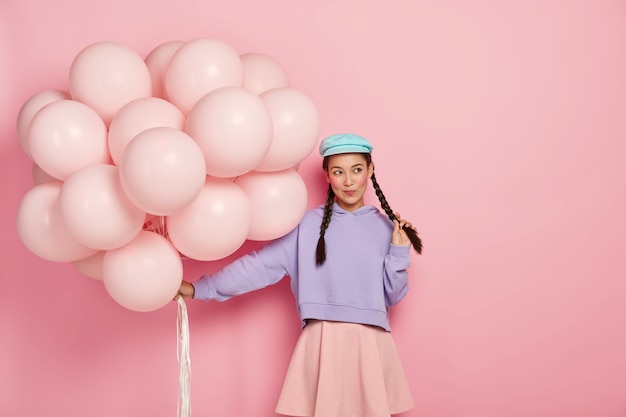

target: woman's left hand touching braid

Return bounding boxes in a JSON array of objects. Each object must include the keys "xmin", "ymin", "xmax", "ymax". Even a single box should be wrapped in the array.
[{"xmin": 392, "ymin": 212, "xmax": 415, "ymax": 247}]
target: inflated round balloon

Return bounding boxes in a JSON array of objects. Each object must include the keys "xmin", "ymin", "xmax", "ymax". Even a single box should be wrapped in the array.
[
  {"xmin": 17, "ymin": 89, "xmax": 70, "ymax": 160},
  {"xmin": 16, "ymin": 181, "xmax": 98, "ymax": 262},
  {"xmin": 58, "ymin": 164, "xmax": 146, "ymax": 250},
  {"xmin": 256, "ymin": 88, "xmax": 320, "ymax": 172},
  {"xmin": 167, "ymin": 177, "xmax": 252, "ymax": 261},
  {"xmin": 108, "ymin": 97, "xmax": 185, "ymax": 165},
  {"xmin": 103, "ymin": 231, "xmax": 183, "ymax": 312},
  {"xmin": 164, "ymin": 37, "xmax": 244, "ymax": 114},
  {"xmin": 72, "ymin": 251, "xmax": 106, "ymax": 280},
  {"xmin": 241, "ymin": 52, "xmax": 290, "ymax": 95},
  {"xmin": 119, "ymin": 127, "xmax": 207, "ymax": 216},
  {"xmin": 234, "ymin": 169, "xmax": 308, "ymax": 241},
  {"xmin": 69, "ymin": 41, "xmax": 152, "ymax": 125},
  {"xmin": 144, "ymin": 40, "xmax": 184, "ymax": 100},
  {"xmin": 186, "ymin": 86, "xmax": 273, "ymax": 178},
  {"xmin": 27, "ymin": 99, "xmax": 109, "ymax": 181}
]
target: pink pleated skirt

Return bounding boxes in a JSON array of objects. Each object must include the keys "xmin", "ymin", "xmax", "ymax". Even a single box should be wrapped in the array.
[{"xmin": 275, "ymin": 320, "xmax": 414, "ymax": 417}]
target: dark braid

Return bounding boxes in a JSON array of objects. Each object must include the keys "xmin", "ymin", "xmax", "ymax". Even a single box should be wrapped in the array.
[
  {"xmin": 371, "ymin": 172, "xmax": 423, "ymax": 254},
  {"xmin": 315, "ymin": 184, "xmax": 335, "ymax": 266}
]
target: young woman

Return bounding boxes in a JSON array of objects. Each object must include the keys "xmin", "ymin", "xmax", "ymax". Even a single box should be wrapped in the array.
[{"xmin": 178, "ymin": 133, "xmax": 423, "ymax": 417}]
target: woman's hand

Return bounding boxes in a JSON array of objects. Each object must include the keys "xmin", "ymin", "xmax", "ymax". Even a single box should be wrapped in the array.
[
  {"xmin": 392, "ymin": 212, "xmax": 415, "ymax": 247},
  {"xmin": 177, "ymin": 281, "xmax": 195, "ymax": 299}
]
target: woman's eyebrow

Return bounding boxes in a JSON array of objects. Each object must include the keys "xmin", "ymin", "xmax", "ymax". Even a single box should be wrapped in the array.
[{"xmin": 330, "ymin": 163, "xmax": 364, "ymax": 170}]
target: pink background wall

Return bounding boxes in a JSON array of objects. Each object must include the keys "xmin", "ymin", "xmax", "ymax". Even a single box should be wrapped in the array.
[{"xmin": 2, "ymin": 1, "xmax": 625, "ymax": 416}]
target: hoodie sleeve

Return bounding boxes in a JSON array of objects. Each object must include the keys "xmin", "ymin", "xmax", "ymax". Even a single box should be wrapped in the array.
[
  {"xmin": 383, "ymin": 244, "xmax": 411, "ymax": 307},
  {"xmin": 193, "ymin": 227, "xmax": 298, "ymax": 302}
]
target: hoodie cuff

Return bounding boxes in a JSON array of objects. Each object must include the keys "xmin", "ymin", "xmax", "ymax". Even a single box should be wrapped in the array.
[
  {"xmin": 192, "ymin": 276, "xmax": 213, "ymax": 301},
  {"xmin": 389, "ymin": 244, "xmax": 411, "ymax": 269}
]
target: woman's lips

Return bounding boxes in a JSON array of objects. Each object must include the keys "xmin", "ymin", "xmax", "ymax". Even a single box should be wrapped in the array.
[{"xmin": 343, "ymin": 190, "xmax": 355, "ymax": 196}]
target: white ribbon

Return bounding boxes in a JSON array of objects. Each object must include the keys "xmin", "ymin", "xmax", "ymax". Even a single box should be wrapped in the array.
[{"xmin": 176, "ymin": 295, "xmax": 191, "ymax": 417}]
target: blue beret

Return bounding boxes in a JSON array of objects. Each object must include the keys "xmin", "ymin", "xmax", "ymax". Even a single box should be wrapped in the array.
[{"xmin": 319, "ymin": 133, "xmax": 373, "ymax": 157}]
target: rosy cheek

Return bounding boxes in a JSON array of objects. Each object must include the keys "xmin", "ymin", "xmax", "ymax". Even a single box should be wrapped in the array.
[{"xmin": 329, "ymin": 176, "xmax": 341, "ymax": 187}]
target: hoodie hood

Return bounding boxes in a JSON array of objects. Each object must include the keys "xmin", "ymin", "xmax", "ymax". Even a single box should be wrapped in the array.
[{"xmin": 314, "ymin": 202, "xmax": 381, "ymax": 218}]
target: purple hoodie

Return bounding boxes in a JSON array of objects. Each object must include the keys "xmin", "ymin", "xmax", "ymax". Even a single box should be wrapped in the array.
[{"xmin": 193, "ymin": 202, "xmax": 412, "ymax": 331}]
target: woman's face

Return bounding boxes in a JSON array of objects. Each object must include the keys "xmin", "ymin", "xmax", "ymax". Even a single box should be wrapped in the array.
[{"xmin": 325, "ymin": 153, "xmax": 373, "ymax": 212}]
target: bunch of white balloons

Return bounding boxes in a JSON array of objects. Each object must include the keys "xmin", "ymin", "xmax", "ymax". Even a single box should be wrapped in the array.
[{"xmin": 16, "ymin": 38, "xmax": 320, "ymax": 312}]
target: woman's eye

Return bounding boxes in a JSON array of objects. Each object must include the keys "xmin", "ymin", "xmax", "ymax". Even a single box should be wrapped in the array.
[
  {"xmin": 333, "ymin": 170, "xmax": 342, "ymax": 175},
  {"xmin": 354, "ymin": 168, "xmax": 362, "ymax": 173}
]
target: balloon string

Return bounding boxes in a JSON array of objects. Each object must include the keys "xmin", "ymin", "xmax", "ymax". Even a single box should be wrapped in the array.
[
  {"xmin": 160, "ymin": 215, "xmax": 169, "ymax": 240},
  {"xmin": 176, "ymin": 295, "xmax": 191, "ymax": 417}
]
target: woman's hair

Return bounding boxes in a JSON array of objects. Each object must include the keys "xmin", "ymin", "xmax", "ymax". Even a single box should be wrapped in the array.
[{"xmin": 315, "ymin": 153, "xmax": 423, "ymax": 266}]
